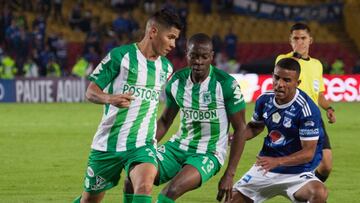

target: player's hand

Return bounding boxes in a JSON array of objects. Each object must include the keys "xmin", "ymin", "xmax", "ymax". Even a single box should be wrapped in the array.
[
  {"xmin": 326, "ymin": 109, "xmax": 336, "ymax": 123},
  {"xmin": 108, "ymin": 92, "xmax": 135, "ymax": 108},
  {"xmin": 255, "ymin": 155, "xmax": 280, "ymax": 174},
  {"xmin": 216, "ymin": 173, "xmax": 233, "ymax": 202}
]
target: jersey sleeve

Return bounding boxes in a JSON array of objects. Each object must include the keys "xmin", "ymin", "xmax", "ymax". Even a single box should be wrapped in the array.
[
  {"xmin": 298, "ymin": 112, "xmax": 321, "ymax": 141},
  {"xmin": 318, "ymin": 62, "xmax": 325, "ymax": 92},
  {"xmin": 223, "ymin": 78, "xmax": 246, "ymax": 115},
  {"xmin": 88, "ymin": 49, "xmax": 121, "ymax": 90},
  {"xmin": 165, "ymin": 76, "xmax": 178, "ymax": 108},
  {"xmin": 251, "ymin": 94, "xmax": 266, "ymax": 123}
]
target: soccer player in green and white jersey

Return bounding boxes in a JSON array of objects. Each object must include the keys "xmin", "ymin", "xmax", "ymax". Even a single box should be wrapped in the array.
[
  {"xmin": 156, "ymin": 33, "xmax": 246, "ymax": 202},
  {"xmin": 73, "ymin": 9, "xmax": 182, "ymax": 203}
]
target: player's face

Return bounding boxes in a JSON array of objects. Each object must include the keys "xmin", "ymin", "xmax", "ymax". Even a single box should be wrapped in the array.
[
  {"xmin": 273, "ymin": 66, "xmax": 300, "ymax": 104},
  {"xmin": 187, "ymin": 42, "xmax": 214, "ymax": 81},
  {"xmin": 289, "ymin": 29, "xmax": 313, "ymax": 57},
  {"xmin": 152, "ymin": 26, "xmax": 180, "ymax": 56}
]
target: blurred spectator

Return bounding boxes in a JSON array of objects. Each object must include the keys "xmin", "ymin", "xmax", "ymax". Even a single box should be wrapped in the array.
[
  {"xmin": 71, "ymin": 56, "xmax": 92, "ymax": 78},
  {"xmin": 331, "ymin": 57, "xmax": 344, "ymax": 74},
  {"xmin": 39, "ymin": 0, "xmax": 52, "ymax": 19},
  {"xmin": 5, "ymin": 18, "xmax": 20, "ymax": 55},
  {"xmin": 19, "ymin": 0, "xmax": 33, "ymax": 11},
  {"xmin": 112, "ymin": 12, "xmax": 131, "ymax": 37},
  {"xmin": 144, "ymin": 0, "xmax": 156, "ymax": 14},
  {"xmin": 161, "ymin": 0, "xmax": 177, "ymax": 12},
  {"xmin": 200, "ymin": 0, "xmax": 212, "ymax": 14},
  {"xmin": 69, "ymin": 3, "xmax": 83, "ymax": 31},
  {"xmin": 84, "ymin": 22, "xmax": 101, "ymax": 54},
  {"xmin": 37, "ymin": 45, "xmax": 54, "ymax": 76},
  {"xmin": 14, "ymin": 25, "xmax": 31, "ymax": 75},
  {"xmin": 24, "ymin": 58, "xmax": 39, "ymax": 77},
  {"xmin": 84, "ymin": 46, "xmax": 100, "ymax": 68},
  {"xmin": 53, "ymin": 0, "xmax": 65, "ymax": 23},
  {"xmin": 212, "ymin": 31, "xmax": 223, "ymax": 55},
  {"xmin": 224, "ymin": 27, "xmax": 237, "ymax": 59},
  {"xmin": 46, "ymin": 57, "xmax": 61, "ymax": 77},
  {"xmin": 352, "ymin": 58, "xmax": 360, "ymax": 74},
  {"xmin": 79, "ymin": 9, "xmax": 92, "ymax": 32},
  {"xmin": 174, "ymin": 35, "xmax": 186, "ymax": 58},
  {"xmin": 55, "ymin": 32, "xmax": 68, "ymax": 75},
  {"xmin": 16, "ymin": 13, "xmax": 28, "ymax": 31},
  {"xmin": 0, "ymin": 53, "xmax": 17, "ymax": 79},
  {"xmin": 32, "ymin": 14, "xmax": 46, "ymax": 36},
  {"xmin": 178, "ymin": 1, "xmax": 188, "ymax": 36}
]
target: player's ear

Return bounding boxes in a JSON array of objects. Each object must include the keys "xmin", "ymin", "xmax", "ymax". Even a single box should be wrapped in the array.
[
  {"xmin": 309, "ymin": 36, "xmax": 313, "ymax": 45},
  {"xmin": 149, "ymin": 24, "xmax": 158, "ymax": 39},
  {"xmin": 297, "ymin": 79, "xmax": 301, "ymax": 87}
]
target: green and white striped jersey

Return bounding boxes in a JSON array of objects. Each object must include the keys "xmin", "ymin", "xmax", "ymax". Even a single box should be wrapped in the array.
[
  {"xmin": 165, "ymin": 65, "xmax": 245, "ymax": 165},
  {"xmin": 88, "ymin": 43, "xmax": 173, "ymax": 152}
]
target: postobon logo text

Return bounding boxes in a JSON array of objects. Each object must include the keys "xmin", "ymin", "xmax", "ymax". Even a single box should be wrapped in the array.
[
  {"xmin": 122, "ymin": 84, "xmax": 160, "ymax": 101},
  {"xmin": 181, "ymin": 109, "xmax": 218, "ymax": 121}
]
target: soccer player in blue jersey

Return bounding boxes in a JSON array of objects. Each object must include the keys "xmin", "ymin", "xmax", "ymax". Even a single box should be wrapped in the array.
[{"xmin": 230, "ymin": 58, "xmax": 328, "ymax": 203}]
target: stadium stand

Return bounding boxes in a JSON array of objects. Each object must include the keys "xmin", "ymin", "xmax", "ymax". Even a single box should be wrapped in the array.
[{"xmin": 0, "ymin": 0, "xmax": 359, "ymax": 77}]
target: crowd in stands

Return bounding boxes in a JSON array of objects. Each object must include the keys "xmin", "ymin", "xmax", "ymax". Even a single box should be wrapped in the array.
[{"xmin": 0, "ymin": 0, "xmax": 359, "ymax": 79}]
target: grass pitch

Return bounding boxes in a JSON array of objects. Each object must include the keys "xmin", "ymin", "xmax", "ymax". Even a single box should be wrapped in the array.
[{"xmin": 0, "ymin": 102, "xmax": 359, "ymax": 203}]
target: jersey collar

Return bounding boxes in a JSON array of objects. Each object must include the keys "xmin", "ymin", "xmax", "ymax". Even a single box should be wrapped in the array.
[{"xmin": 273, "ymin": 89, "xmax": 299, "ymax": 109}]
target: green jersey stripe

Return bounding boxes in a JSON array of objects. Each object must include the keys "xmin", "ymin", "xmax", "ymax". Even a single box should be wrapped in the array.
[
  {"xmin": 187, "ymin": 80, "xmax": 205, "ymax": 154},
  {"xmin": 126, "ymin": 60, "xmax": 155, "ymax": 149},
  {"xmin": 107, "ymin": 46, "xmax": 138, "ymax": 151}
]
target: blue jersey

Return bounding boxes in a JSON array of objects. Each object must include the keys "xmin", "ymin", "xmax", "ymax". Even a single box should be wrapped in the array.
[{"xmin": 252, "ymin": 89, "xmax": 324, "ymax": 174}]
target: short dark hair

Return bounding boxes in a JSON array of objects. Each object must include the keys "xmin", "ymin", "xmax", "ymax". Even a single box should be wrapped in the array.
[
  {"xmin": 187, "ymin": 33, "xmax": 212, "ymax": 47},
  {"xmin": 290, "ymin": 22, "xmax": 311, "ymax": 34},
  {"xmin": 276, "ymin": 58, "xmax": 301, "ymax": 76},
  {"xmin": 150, "ymin": 8, "xmax": 183, "ymax": 30}
]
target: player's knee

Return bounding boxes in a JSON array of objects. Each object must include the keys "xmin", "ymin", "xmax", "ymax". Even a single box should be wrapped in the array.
[
  {"xmin": 314, "ymin": 186, "xmax": 328, "ymax": 202},
  {"xmin": 163, "ymin": 185, "xmax": 181, "ymax": 199},
  {"xmin": 309, "ymin": 184, "xmax": 328, "ymax": 202},
  {"xmin": 133, "ymin": 182, "xmax": 153, "ymax": 195}
]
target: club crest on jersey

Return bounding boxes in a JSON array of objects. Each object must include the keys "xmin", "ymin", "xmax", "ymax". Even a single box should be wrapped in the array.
[
  {"xmin": 283, "ymin": 117, "xmax": 292, "ymax": 128},
  {"xmin": 269, "ymin": 130, "xmax": 286, "ymax": 146},
  {"xmin": 202, "ymin": 91, "xmax": 212, "ymax": 104},
  {"xmin": 160, "ymin": 72, "xmax": 167, "ymax": 84},
  {"xmin": 272, "ymin": 112, "xmax": 281, "ymax": 123}
]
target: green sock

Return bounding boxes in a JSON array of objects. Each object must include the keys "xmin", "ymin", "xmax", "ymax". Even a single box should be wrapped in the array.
[
  {"xmin": 123, "ymin": 193, "xmax": 133, "ymax": 203},
  {"xmin": 73, "ymin": 195, "xmax": 81, "ymax": 203},
  {"xmin": 132, "ymin": 194, "xmax": 152, "ymax": 203},
  {"xmin": 157, "ymin": 193, "xmax": 175, "ymax": 203}
]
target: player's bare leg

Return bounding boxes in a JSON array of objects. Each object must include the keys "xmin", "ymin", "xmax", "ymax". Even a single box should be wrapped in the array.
[
  {"xmin": 160, "ymin": 165, "xmax": 202, "ymax": 200},
  {"xmin": 293, "ymin": 181, "xmax": 328, "ymax": 203},
  {"xmin": 80, "ymin": 191, "xmax": 105, "ymax": 203},
  {"xmin": 228, "ymin": 191, "xmax": 253, "ymax": 203},
  {"xmin": 129, "ymin": 163, "xmax": 157, "ymax": 194},
  {"xmin": 316, "ymin": 149, "xmax": 332, "ymax": 182}
]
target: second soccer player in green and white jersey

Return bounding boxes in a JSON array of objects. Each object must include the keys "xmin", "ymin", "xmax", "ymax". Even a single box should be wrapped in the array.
[{"xmin": 155, "ymin": 33, "xmax": 247, "ymax": 203}]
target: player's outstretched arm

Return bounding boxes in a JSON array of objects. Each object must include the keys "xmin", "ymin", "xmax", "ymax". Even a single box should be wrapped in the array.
[
  {"xmin": 245, "ymin": 121, "xmax": 265, "ymax": 140},
  {"xmin": 155, "ymin": 106, "xmax": 179, "ymax": 142},
  {"xmin": 256, "ymin": 140, "xmax": 318, "ymax": 173},
  {"xmin": 85, "ymin": 82, "xmax": 134, "ymax": 108},
  {"xmin": 217, "ymin": 109, "xmax": 246, "ymax": 202}
]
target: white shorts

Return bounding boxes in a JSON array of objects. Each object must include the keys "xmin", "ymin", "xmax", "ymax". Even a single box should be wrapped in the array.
[{"xmin": 233, "ymin": 165, "xmax": 322, "ymax": 203}]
